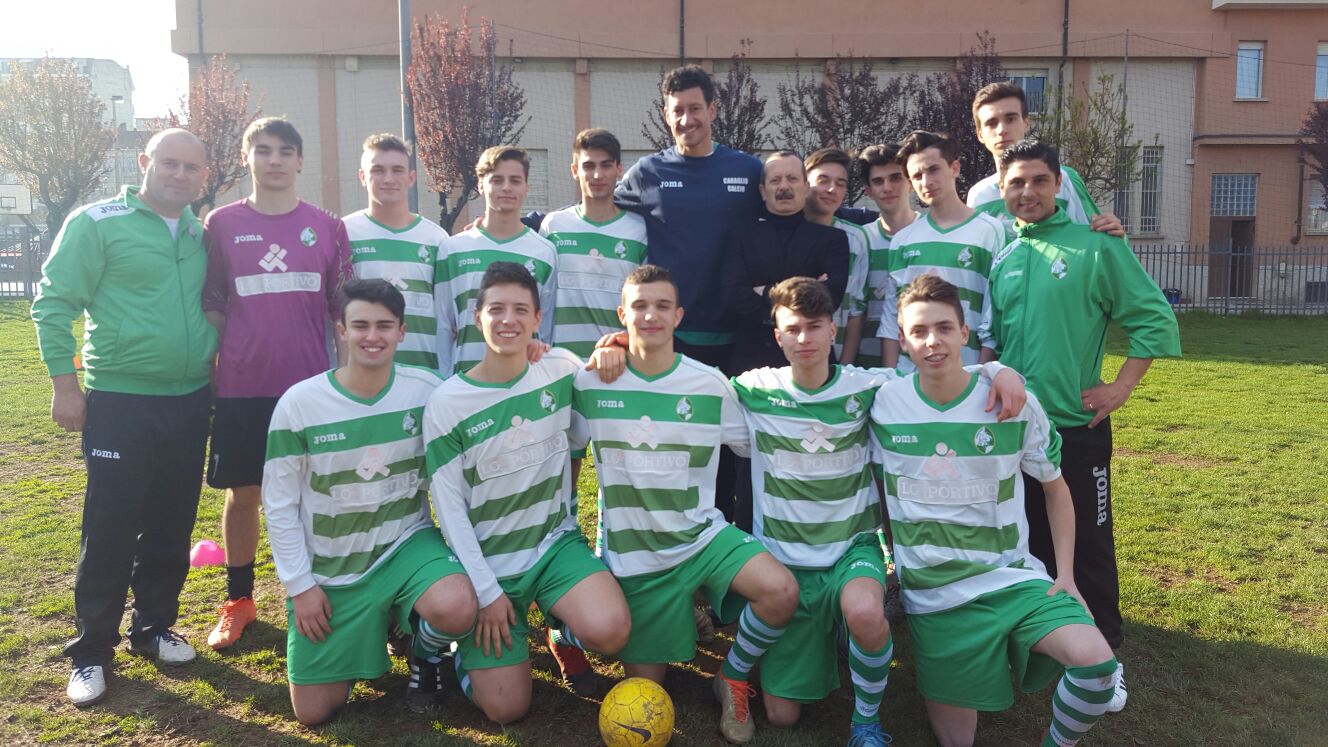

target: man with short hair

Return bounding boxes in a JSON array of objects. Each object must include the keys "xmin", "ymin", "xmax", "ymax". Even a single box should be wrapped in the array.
[
  {"xmin": 573, "ymin": 265, "xmax": 799, "ymax": 745},
  {"xmin": 855, "ymin": 144, "xmax": 918, "ymax": 370},
  {"xmin": 425, "ymin": 262, "xmax": 630, "ymax": 723},
  {"xmin": 263, "ymin": 278, "xmax": 478, "ymax": 725},
  {"xmin": 202, "ymin": 116, "xmax": 353, "ymax": 651},
  {"xmin": 990, "ymin": 140, "xmax": 1180, "ymax": 712},
  {"xmin": 344, "ymin": 133, "xmax": 450, "ymax": 370},
  {"xmin": 439, "ymin": 146, "xmax": 557, "ymax": 375},
  {"xmin": 32, "ymin": 129, "xmax": 217, "ymax": 706},
  {"xmin": 877, "ymin": 131, "xmax": 1007, "ymax": 372},
  {"xmin": 802, "ymin": 147, "xmax": 872, "ymax": 366},
  {"xmin": 872, "ymin": 272, "xmax": 1121, "ymax": 747}
]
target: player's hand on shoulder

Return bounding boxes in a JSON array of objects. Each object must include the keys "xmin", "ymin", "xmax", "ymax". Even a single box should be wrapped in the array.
[
  {"xmin": 593, "ymin": 331, "xmax": 629, "ymax": 350},
  {"xmin": 1090, "ymin": 213, "xmax": 1126, "ymax": 237},
  {"xmin": 476, "ymin": 593, "xmax": 516, "ymax": 658},
  {"xmin": 292, "ymin": 586, "xmax": 333, "ymax": 643},
  {"xmin": 987, "ymin": 368, "xmax": 1027, "ymax": 422},
  {"xmin": 526, "ymin": 339, "xmax": 550, "ymax": 363},
  {"xmin": 587, "ymin": 345, "xmax": 626, "ymax": 383}
]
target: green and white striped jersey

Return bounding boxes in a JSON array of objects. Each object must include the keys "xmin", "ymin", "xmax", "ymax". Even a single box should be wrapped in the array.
[
  {"xmin": 831, "ymin": 218, "xmax": 871, "ymax": 360},
  {"xmin": 966, "ymin": 165, "xmax": 1099, "ymax": 231},
  {"xmin": 869, "ymin": 373, "xmax": 1061, "ymax": 615},
  {"xmin": 437, "ymin": 226, "xmax": 557, "ymax": 375},
  {"xmin": 858, "ymin": 219, "xmax": 904, "ymax": 369},
  {"xmin": 539, "ymin": 206, "xmax": 646, "ymax": 358},
  {"xmin": 344, "ymin": 211, "xmax": 449, "ymax": 370},
  {"xmin": 876, "ymin": 211, "xmax": 1008, "ymax": 373},
  {"xmin": 571, "ymin": 354, "xmax": 751, "ymax": 578},
  {"xmin": 731, "ymin": 364, "xmax": 888, "ymax": 570},
  {"xmin": 262, "ymin": 364, "xmax": 445, "ymax": 597},
  {"xmin": 423, "ymin": 347, "xmax": 582, "ymax": 607}
]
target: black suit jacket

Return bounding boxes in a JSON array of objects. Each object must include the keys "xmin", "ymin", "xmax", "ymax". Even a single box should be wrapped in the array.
[{"xmin": 721, "ymin": 213, "xmax": 850, "ymax": 373}]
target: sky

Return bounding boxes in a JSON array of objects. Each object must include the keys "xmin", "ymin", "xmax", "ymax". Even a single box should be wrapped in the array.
[{"xmin": 2, "ymin": 0, "xmax": 188, "ymax": 118}]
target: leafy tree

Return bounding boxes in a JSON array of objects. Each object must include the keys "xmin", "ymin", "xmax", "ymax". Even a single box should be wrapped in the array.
[
  {"xmin": 0, "ymin": 58, "xmax": 113, "ymax": 239},
  {"xmin": 643, "ymin": 41, "xmax": 772, "ymax": 155},
  {"xmin": 1299, "ymin": 102, "xmax": 1328, "ymax": 212},
  {"xmin": 1040, "ymin": 73, "xmax": 1142, "ymax": 208},
  {"xmin": 408, "ymin": 8, "xmax": 529, "ymax": 231},
  {"xmin": 164, "ymin": 54, "xmax": 263, "ymax": 215}
]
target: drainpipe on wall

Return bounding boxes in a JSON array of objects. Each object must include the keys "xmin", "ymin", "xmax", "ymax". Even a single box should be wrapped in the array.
[
  {"xmin": 679, "ymin": 0, "xmax": 686, "ymax": 65},
  {"xmin": 1292, "ymin": 161, "xmax": 1304, "ymax": 244}
]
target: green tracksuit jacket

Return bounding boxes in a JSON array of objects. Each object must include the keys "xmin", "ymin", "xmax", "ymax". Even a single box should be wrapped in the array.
[
  {"xmin": 987, "ymin": 208, "xmax": 1181, "ymax": 429},
  {"xmin": 30, "ymin": 186, "xmax": 217, "ymax": 395}
]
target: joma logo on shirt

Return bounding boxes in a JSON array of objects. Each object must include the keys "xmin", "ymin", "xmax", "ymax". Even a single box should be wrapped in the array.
[
  {"xmin": 458, "ymin": 257, "xmax": 482, "ymax": 266},
  {"xmin": 660, "ymin": 180, "xmax": 684, "ymax": 188},
  {"xmin": 597, "ymin": 400, "xmax": 624, "ymax": 408},
  {"xmin": 466, "ymin": 418, "xmax": 495, "ymax": 437},
  {"xmin": 768, "ymin": 397, "xmax": 797, "ymax": 409},
  {"xmin": 891, "ymin": 434, "xmax": 918, "ymax": 444},
  {"xmin": 312, "ymin": 433, "xmax": 346, "ymax": 445},
  {"xmin": 555, "ymin": 239, "xmax": 578, "ymax": 247},
  {"xmin": 233, "ymin": 233, "xmax": 264, "ymax": 244}
]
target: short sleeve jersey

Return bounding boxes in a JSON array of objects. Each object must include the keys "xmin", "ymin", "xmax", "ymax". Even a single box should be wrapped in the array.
[
  {"xmin": 437, "ymin": 226, "xmax": 558, "ymax": 375},
  {"xmin": 423, "ymin": 348, "xmax": 582, "ymax": 607},
  {"xmin": 539, "ymin": 206, "xmax": 647, "ymax": 357},
  {"xmin": 203, "ymin": 199, "xmax": 353, "ymax": 398},
  {"xmin": 262, "ymin": 364, "xmax": 442, "ymax": 595},
  {"xmin": 869, "ymin": 373, "xmax": 1062, "ymax": 615},
  {"xmin": 343, "ymin": 211, "xmax": 449, "ymax": 370},
  {"xmin": 571, "ymin": 354, "xmax": 750, "ymax": 578}
]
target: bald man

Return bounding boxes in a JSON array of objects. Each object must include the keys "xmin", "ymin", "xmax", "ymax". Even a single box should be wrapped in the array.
[{"xmin": 32, "ymin": 129, "xmax": 218, "ymax": 707}]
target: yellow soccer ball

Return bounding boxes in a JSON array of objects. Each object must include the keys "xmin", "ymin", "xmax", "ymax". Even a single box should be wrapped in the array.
[{"xmin": 598, "ymin": 677, "xmax": 674, "ymax": 747}]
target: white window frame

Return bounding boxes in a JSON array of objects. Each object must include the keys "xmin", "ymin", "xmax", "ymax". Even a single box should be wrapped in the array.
[
  {"xmin": 1308, "ymin": 181, "xmax": 1328, "ymax": 235},
  {"xmin": 1235, "ymin": 41, "xmax": 1265, "ymax": 100},
  {"xmin": 1006, "ymin": 71, "xmax": 1050, "ymax": 114},
  {"xmin": 1139, "ymin": 145, "xmax": 1163, "ymax": 236},
  {"xmin": 1316, "ymin": 42, "xmax": 1328, "ymax": 101}
]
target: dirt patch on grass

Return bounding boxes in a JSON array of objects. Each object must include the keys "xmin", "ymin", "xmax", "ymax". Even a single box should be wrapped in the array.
[
  {"xmin": 1115, "ymin": 446, "xmax": 1223, "ymax": 470},
  {"xmin": 1150, "ymin": 565, "xmax": 1239, "ymax": 594}
]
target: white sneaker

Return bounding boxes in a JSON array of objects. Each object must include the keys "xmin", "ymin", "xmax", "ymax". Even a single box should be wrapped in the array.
[
  {"xmin": 130, "ymin": 629, "xmax": 196, "ymax": 665},
  {"xmin": 1106, "ymin": 661, "xmax": 1128, "ymax": 713},
  {"xmin": 67, "ymin": 664, "xmax": 107, "ymax": 707}
]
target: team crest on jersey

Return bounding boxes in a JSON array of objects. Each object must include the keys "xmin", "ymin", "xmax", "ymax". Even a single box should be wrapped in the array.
[
  {"xmin": 300, "ymin": 227, "xmax": 318, "ymax": 246},
  {"xmin": 402, "ymin": 411, "xmax": 419, "ymax": 436},
  {"xmin": 613, "ymin": 240, "xmax": 628, "ymax": 259},
  {"xmin": 800, "ymin": 423, "xmax": 834, "ymax": 453},
  {"xmin": 922, "ymin": 442, "xmax": 960, "ymax": 480},
  {"xmin": 259, "ymin": 244, "xmax": 288, "ymax": 272},
  {"xmin": 1050, "ymin": 257, "xmax": 1068, "ymax": 279},
  {"xmin": 845, "ymin": 397, "xmax": 862, "ymax": 417},
  {"xmin": 974, "ymin": 426, "xmax": 994, "ymax": 454},
  {"xmin": 958, "ymin": 247, "xmax": 974, "ymax": 268},
  {"xmin": 539, "ymin": 389, "xmax": 557, "ymax": 413},
  {"xmin": 676, "ymin": 397, "xmax": 693, "ymax": 421},
  {"xmin": 418, "ymin": 245, "xmax": 430, "ymax": 262},
  {"xmin": 524, "ymin": 259, "xmax": 537, "ymax": 276}
]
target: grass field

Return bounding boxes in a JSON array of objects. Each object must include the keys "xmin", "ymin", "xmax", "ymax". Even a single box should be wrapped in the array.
[{"xmin": 0, "ymin": 301, "xmax": 1325, "ymax": 746}]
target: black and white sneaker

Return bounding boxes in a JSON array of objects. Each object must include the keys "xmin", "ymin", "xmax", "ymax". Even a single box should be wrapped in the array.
[
  {"xmin": 1106, "ymin": 661, "xmax": 1128, "ymax": 713},
  {"xmin": 67, "ymin": 664, "xmax": 107, "ymax": 707},
  {"xmin": 406, "ymin": 653, "xmax": 445, "ymax": 713},
  {"xmin": 129, "ymin": 629, "xmax": 196, "ymax": 665}
]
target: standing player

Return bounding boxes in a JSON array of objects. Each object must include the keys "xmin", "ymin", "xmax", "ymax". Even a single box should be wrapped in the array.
[
  {"xmin": 540, "ymin": 129, "xmax": 647, "ymax": 358},
  {"xmin": 424, "ymin": 263, "xmax": 630, "ymax": 724},
  {"xmin": 802, "ymin": 148, "xmax": 872, "ymax": 366},
  {"xmin": 439, "ymin": 147, "xmax": 557, "ymax": 375},
  {"xmin": 855, "ymin": 144, "xmax": 918, "ymax": 370},
  {"xmin": 878, "ymin": 131, "xmax": 1006, "ymax": 372},
  {"xmin": 872, "ymin": 274, "xmax": 1120, "ymax": 747},
  {"xmin": 967, "ymin": 82, "xmax": 1120, "ymax": 235},
  {"xmin": 33, "ymin": 130, "xmax": 216, "ymax": 706},
  {"xmin": 574, "ymin": 265, "xmax": 799, "ymax": 745},
  {"xmin": 202, "ymin": 117, "xmax": 353, "ymax": 651},
  {"xmin": 343, "ymin": 133, "xmax": 449, "ymax": 370},
  {"xmin": 263, "ymin": 279, "xmax": 478, "ymax": 725},
  {"xmin": 990, "ymin": 141, "xmax": 1181, "ymax": 712}
]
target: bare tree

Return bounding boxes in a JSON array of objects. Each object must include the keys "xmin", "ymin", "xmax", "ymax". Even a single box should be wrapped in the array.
[
  {"xmin": 408, "ymin": 8, "xmax": 529, "ymax": 231},
  {"xmin": 1299, "ymin": 102, "xmax": 1328, "ymax": 212},
  {"xmin": 642, "ymin": 41, "xmax": 772, "ymax": 155},
  {"xmin": 0, "ymin": 58, "xmax": 113, "ymax": 239},
  {"xmin": 1041, "ymin": 74, "xmax": 1142, "ymax": 207},
  {"xmin": 164, "ymin": 54, "xmax": 263, "ymax": 215},
  {"xmin": 914, "ymin": 32, "xmax": 1008, "ymax": 199}
]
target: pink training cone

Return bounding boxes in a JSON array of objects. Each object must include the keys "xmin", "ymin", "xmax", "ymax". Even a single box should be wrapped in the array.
[{"xmin": 190, "ymin": 540, "xmax": 225, "ymax": 567}]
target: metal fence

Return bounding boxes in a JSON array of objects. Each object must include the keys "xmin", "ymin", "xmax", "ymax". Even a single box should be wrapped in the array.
[
  {"xmin": 0, "ymin": 231, "xmax": 45, "ymax": 301},
  {"xmin": 1133, "ymin": 243, "xmax": 1328, "ymax": 315}
]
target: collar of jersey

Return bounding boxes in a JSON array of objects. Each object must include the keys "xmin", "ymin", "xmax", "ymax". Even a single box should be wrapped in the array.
[
  {"xmin": 913, "ymin": 371, "xmax": 978, "ymax": 412},
  {"xmin": 626, "ymin": 353, "xmax": 681, "ymax": 382},
  {"xmin": 326, "ymin": 365, "xmax": 396, "ymax": 406}
]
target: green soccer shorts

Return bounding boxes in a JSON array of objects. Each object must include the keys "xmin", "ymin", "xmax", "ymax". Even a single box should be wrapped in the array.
[
  {"xmin": 286, "ymin": 528, "xmax": 467, "ymax": 685},
  {"xmin": 907, "ymin": 578, "xmax": 1097, "ymax": 710}
]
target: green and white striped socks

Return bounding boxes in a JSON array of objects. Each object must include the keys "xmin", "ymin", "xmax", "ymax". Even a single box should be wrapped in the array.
[
  {"xmin": 412, "ymin": 617, "xmax": 466, "ymax": 660},
  {"xmin": 721, "ymin": 605, "xmax": 786, "ymax": 681},
  {"xmin": 1043, "ymin": 658, "xmax": 1118, "ymax": 746},
  {"xmin": 848, "ymin": 633, "xmax": 893, "ymax": 724}
]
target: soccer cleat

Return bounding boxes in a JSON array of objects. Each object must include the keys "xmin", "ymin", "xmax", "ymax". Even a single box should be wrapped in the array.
[
  {"xmin": 129, "ymin": 629, "xmax": 196, "ymax": 664},
  {"xmin": 406, "ymin": 652, "xmax": 445, "ymax": 713},
  {"xmin": 847, "ymin": 721, "xmax": 893, "ymax": 746},
  {"xmin": 1106, "ymin": 661, "xmax": 1128, "ymax": 713},
  {"xmin": 67, "ymin": 664, "xmax": 107, "ymax": 707},
  {"xmin": 208, "ymin": 597, "xmax": 257, "ymax": 650},
  {"xmin": 712, "ymin": 672, "xmax": 756, "ymax": 744},
  {"xmin": 546, "ymin": 628, "xmax": 597, "ymax": 696},
  {"xmin": 695, "ymin": 604, "xmax": 717, "ymax": 643}
]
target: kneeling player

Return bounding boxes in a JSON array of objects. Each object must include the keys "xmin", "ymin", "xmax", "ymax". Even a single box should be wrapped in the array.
[
  {"xmin": 424, "ymin": 263, "xmax": 630, "ymax": 725},
  {"xmin": 574, "ymin": 265, "xmax": 799, "ymax": 745},
  {"xmin": 263, "ymin": 279, "xmax": 478, "ymax": 726},
  {"xmin": 731, "ymin": 277, "xmax": 1025, "ymax": 747},
  {"xmin": 870, "ymin": 275, "xmax": 1118, "ymax": 747}
]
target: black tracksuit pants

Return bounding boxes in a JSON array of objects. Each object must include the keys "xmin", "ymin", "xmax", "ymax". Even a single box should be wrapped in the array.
[
  {"xmin": 64, "ymin": 386, "xmax": 211, "ymax": 667},
  {"xmin": 1023, "ymin": 418, "xmax": 1123, "ymax": 648}
]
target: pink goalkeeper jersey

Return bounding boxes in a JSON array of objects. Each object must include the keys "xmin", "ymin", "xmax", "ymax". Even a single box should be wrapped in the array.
[{"xmin": 203, "ymin": 199, "xmax": 353, "ymax": 398}]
